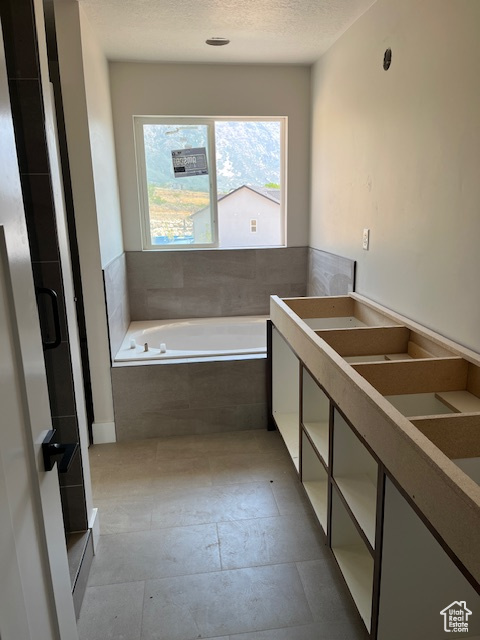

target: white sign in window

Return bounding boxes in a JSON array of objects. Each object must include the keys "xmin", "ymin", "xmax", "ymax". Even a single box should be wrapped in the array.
[{"xmin": 172, "ymin": 147, "xmax": 208, "ymax": 178}]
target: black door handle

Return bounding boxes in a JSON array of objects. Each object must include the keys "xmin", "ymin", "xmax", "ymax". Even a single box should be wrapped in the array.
[
  {"xmin": 42, "ymin": 429, "xmax": 79, "ymax": 473},
  {"xmin": 35, "ymin": 287, "xmax": 62, "ymax": 350}
]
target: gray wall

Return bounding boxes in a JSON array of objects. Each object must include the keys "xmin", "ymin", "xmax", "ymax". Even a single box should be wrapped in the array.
[
  {"xmin": 126, "ymin": 247, "xmax": 308, "ymax": 320},
  {"xmin": 112, "ymin": 358, "xmax": 267, "ymax": 440},
  {"xmin": 308, "ymin": 248, "xmax": 355, "ymax": 297}
]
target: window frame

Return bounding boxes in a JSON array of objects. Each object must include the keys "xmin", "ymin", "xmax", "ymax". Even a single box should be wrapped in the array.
[{"xmin": 133, "ymin": 115, "xmax": 287, "ymax": 251}]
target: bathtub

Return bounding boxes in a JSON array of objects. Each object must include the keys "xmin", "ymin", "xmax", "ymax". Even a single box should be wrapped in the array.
[{"xmin": 114, "ymin": 315, "xmax": 268, "ymax": 363}]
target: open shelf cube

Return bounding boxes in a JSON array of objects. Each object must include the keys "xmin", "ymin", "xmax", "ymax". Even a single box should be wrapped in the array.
[
  {"xmin": 385, "ymin": 392, "xmax": 455, "ymax": 417},
  {"xmin": 283, "ymin": 295, "xmax": 402, "ymax": 331},
  {"xmin": 317, "ymin": 325, "xmax": 455, "ymax": 365},
  {"xmin": 453, "ymin": 457, "xmax": 480, "ymax": 484},
  {"xmin": 272, "ymin": 327, "xmax": 300, "ymax": 470},
  {"xmin": 331, "ymin": 485, "xmax": 374, "ymax": 633},
  {"xmin": 332, "ymin": 410, "xmax": 377, "ymax": 548},
  {"xmin": 302, "ymin": 367, "xmax": 330, "ymax": 465},
  {"xmin": 353, "ymin": 357, "xmax": 480, "ymax": 418},
  {"xmin": 301, "ymin": 431, "xmax": 329, "ymax": 532}
]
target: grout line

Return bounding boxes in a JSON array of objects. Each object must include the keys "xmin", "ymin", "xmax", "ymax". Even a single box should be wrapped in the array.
[
  {"xmin": 293, "ymin": 561, "xmax": 317, "ymax": 625},
  {"xmin": 216, "ymin": 522, "xmax": 224, "ymax": 571},
  {"xmin": 138, "ymin": 580, "xmax": 146, "ymax": 640},
  {"xmin": 269, "ymin": 480, "xmax": 283, "ymax": 517}
]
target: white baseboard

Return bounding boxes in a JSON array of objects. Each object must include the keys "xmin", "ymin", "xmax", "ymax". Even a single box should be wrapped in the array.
[{"xmin": 92, "ymin": 421, "xmax": 116, "ymax": 444}]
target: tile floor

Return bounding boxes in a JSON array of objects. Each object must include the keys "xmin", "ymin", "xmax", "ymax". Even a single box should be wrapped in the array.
[{"xmin": 80, "ymin": 429, "xmax": 369, "ymax": 640}]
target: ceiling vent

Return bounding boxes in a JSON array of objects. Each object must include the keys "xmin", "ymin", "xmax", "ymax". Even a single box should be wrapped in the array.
[{"xmin": 206, "ymin": 37, "xmax": 230, "ymax": 46}]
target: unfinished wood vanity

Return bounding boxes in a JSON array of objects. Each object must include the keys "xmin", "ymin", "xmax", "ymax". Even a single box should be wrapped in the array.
[{"xmin": 269, "ymin": 293, "xmax": 480, "ymax": 639}]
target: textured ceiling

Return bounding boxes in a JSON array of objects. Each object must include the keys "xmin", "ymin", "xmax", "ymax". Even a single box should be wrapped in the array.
[{"xmin": 77, "ymin": 0, "xmax": 377, "ymax": 64}]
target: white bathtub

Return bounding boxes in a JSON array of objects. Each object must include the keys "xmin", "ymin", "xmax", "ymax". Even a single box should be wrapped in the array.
[{"xmin": 114, "ymin": 315, "xmax": 268, "ymax": 362}]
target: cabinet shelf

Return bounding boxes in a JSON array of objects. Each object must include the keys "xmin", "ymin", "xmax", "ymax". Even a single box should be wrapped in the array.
[
  {"xmin": 274, "ymin": 412, "xmax": 299, "ymax": 470},
  {"xmin": 435, "ymin": 390, "xmax": 480, "ymax": 413},
  {"xmin": 303, "ymin": 480, "xmax": 328, "ymax": 530},
  {"xmin": 335, "ymin": 475, "xmax": 377, "ymax": 548},
  {"xmin": 331, "ymin": 485, "xmax": 374, "ymax": 632},
  {"xmin": 333, "ymin": 545, "xmax": 374, "ymax": 632},
  {"xmin": 333, "ymin": 409, "xmax": 378, "ymax": 548},
  {"xmin": 453, "ymin": 457, "xmax": 480, "ymax": 484},
  {"xmin": 304, "ymin": 316, "xmax": 367, "ymax": 330},
  {"xmin": 385, "ymin": 392, "xmax": 455, "ymax": 417},
  {"xmin": 302, "ymin": 432, "xmax": 328, "ymax": 532},
  {"xmin": 272, "ymin": 327, "xmax": 300, "ymax": 471},
  {"xmin": 303, "ymin": 421, "xmax": 329, "ymax": 465},
  {"xmin": 302, "ymin": 368, "xmax": 330, "ymax": 465}
]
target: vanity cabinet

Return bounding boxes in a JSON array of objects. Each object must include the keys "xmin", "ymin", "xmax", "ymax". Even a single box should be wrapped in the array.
[
  {"xmin": 271, "ymin": 327, "xmax": 300, "ymax": 470},
  {"xmin": 269, "ymin": 293, "xmax": 480, "ymax": 639}
]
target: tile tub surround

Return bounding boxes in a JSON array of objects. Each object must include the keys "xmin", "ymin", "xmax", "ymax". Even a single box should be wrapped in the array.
[
  {"xmin": 80, "ymin": 429, "xmax": 369, "ymax": 640},
  {"xmin": 112, "ymin": 357, "xmax": 268, "ymax": 440},
  {"xmin": 307, "ymin": 248, "xmax": 356, "ymax": 297},
  {"xmin": 126, "ymin": 247, "xmax": 308, "ymax": 320},
  {"xmin": 103, "ymin": 252, "xmax": 130, "ymax": 359}
]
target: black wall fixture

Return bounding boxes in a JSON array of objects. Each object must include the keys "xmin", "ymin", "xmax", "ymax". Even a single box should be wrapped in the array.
[{"xmin": 383, "ymin": 48, "xmax": 392, "ymax": 70}]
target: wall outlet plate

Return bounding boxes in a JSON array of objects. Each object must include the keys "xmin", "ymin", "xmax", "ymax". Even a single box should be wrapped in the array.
[{"xmin": 363, "ymin": 228, "xmax": 370, "ymax": 250}]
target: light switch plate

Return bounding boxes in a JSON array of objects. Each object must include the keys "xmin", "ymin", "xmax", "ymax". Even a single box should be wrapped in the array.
[{"xmin": 363, "ymin": 228, "xmax": 370, "ymax": 250}]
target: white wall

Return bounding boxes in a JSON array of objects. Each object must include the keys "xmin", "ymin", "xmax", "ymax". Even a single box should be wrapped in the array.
[
  {"xmin": 54, "ymin": 0, "xmax": 121, "ymax": 441},
  {"xmin": 310, "ymin": 0, "xmax": 480, "ymax": 352},
  {"xmin": 79, "ymin": 10, "xmax": 123, "ymax": 268},
  {"xmin": 109, "ymin": 62, "xmax": 311, "ymax": 250}
]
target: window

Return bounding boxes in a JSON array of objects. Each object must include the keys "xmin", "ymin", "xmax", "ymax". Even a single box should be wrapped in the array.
[{"xmin": 134, "ymin": 117, "xmax": 286, "ymax": 249}]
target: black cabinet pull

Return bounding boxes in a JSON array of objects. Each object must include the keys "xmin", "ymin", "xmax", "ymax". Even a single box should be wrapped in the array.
[
  {"xmin": 36, "ymin": 287, "xmax": 62, "ymax": 350},
  {"xmin": 42, "ymin": 429, "xmax": 79, "ymax": 473}
]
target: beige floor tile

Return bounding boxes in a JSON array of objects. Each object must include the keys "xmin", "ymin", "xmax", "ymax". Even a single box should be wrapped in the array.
[
  {"xmin": 92, "ymin": 463, "xmax": 158, "ymax": 500},
  {"xmin": 229, "ymin": 623, "xmax": 335, "ymax": 639},
  {"xmin": 90, "ymin": 439, "xmax": 158, "ymax": 469},
  {"xmin": 295, "ymin": 559, "xmax": 368, "ymax": 638},
  {"xmin": 95, "ymin": 496, "xmax": 153, "ymax": 534},
  {"xmin": 270, "ymin": 480, "xmax": 315, "ymax": 516},
  {"xmin": 155, "ymin": 429, "xmax": 265, "ymax": 461},
  {"xmin": 150, "ymin": 456, "xmax": 214, "ymax": 490},
  {"xmin": 141, "ymin": 564, "xmax": 312, "ymax": 640},
  {"xmin": 77, "ymin": 581, "xmax": 144, "ymax": 640},
  {"xmin": 150, "ymin": 482, "xmax": 279, "ymax": 529},
  {"xmin": 192, "ymin": 429, "xmax": 264, "ymax": 455},
  {"xmin": 229, "ymin": 619, "xmax": 369, "ymax": 639},
  {"xmin": 93, "ymin": 456, "xmax": 214, "ymax": 499},
  {"xmin": 208, "ymin": 451, "xmax": 297, "ymax": 485},
  {"xmin": 155, "ymin": 434, "xmax": 207, "ymax": 460},
  {"xmin": 218, "ymin": 512, "xmax": 326, "ymax": 570},
  {"xmin": 88, "ymin": 524, "xmax": 220, "ymax": 586},
  {"xmin": 253, "ymin": 430, "xmax": 289, "ymax": 453},
  {"xmin": 86, "ymin": 430, "xmax": 366, "ymax": 639}
]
